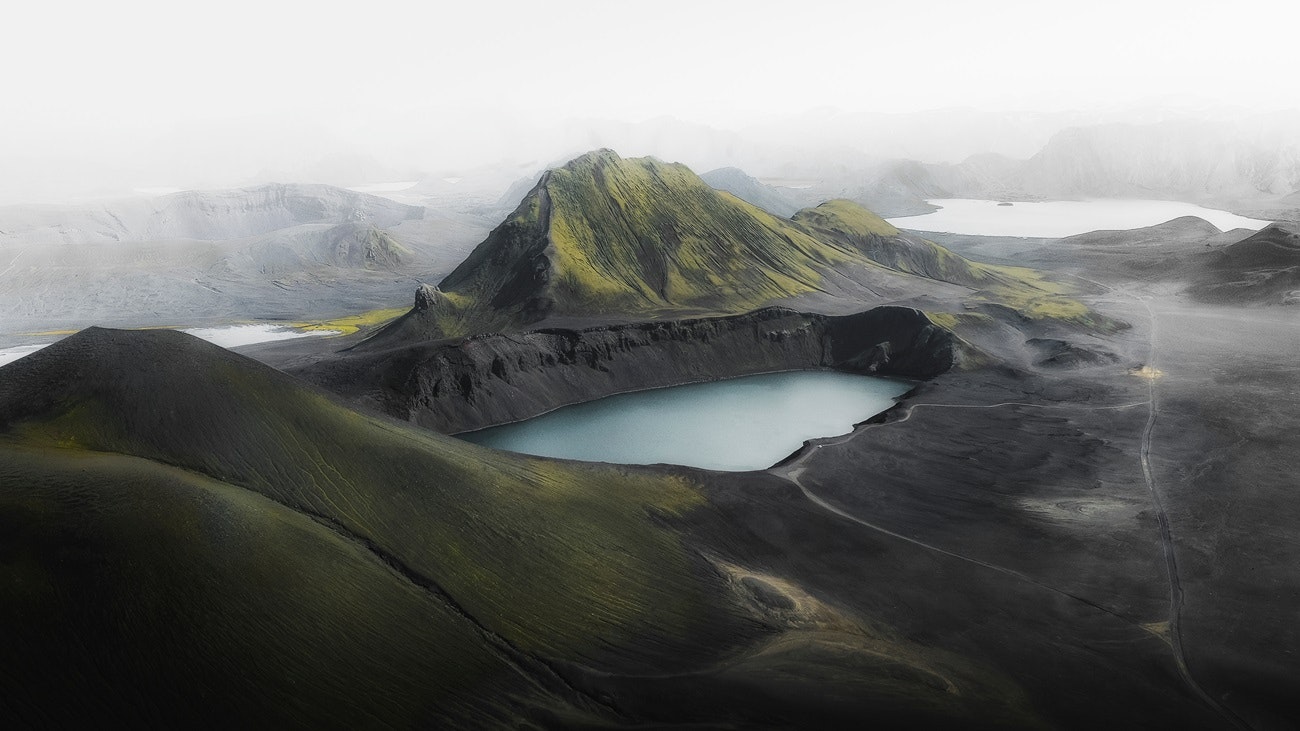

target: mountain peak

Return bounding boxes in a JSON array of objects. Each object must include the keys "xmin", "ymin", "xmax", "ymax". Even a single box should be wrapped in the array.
[
  {"xmin": 562, "ymin": 148, "xmax": 625, "ymax": 169},
  {"xmin": 793, "ymin": 199, "xmax": 900, "ymax": 238},
  {"xmin": 366, "ymin": 150, "xmax": 862, "ymax": 345},
  {"xmin": 0, "ymin": 326, "xmax": 272, "ymax": 434},
  {"xmin": 360, "ymin": 150, "xmax": 1103, "ymax": 349}
]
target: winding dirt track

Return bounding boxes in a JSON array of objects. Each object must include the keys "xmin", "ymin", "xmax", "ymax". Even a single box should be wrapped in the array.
[
  {"xmin": 1130, "ymin": 293, "xmax": 1248, "ymax": 730},
  {"xmin": 775, "ymin": 400, "xmax": 1149, "ymax": 627},
  {"xmin": 1076, "ymin": 271, "xmax": 1248, "ymax": 729},
  {"xmin": 775, "ymin": 271, "xmax": 1251, "ymax": 729}
]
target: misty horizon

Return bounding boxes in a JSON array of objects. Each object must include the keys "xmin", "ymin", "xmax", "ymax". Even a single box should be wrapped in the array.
[{"xmin": 3, "ymin": 0, "xmax": 1296, "ymax": 205}]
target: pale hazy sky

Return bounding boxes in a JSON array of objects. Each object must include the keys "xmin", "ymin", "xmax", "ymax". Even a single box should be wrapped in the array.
[{"xmin": 2, "ymin": 0, "xmax": 1296, "ymax": 200}]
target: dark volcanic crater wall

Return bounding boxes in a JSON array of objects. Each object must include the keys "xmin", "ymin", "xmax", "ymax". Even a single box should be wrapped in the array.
[{"xmin": 308, "ymin": 306, "xmax": 959, "ymax": 434}]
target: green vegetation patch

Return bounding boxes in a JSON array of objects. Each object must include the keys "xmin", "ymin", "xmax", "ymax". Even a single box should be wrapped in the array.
[
  {"xmin": 6, "ymin": 337, "xmax": 744, "ymax": 671},
  {"xmin": 292, "ymin": 306, "xmax": 409, "ymax": 335},
  {"xmin": 792, "ymin": 198, "xmax": 901, "ymax": 237},
  {"xmin": 0, "ymin": 445, "xmax": 544, "ymax": 727}
]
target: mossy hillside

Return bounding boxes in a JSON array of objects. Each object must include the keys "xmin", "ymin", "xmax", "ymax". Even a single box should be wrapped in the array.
[
  {"xmin": 923, "ymin": 311, "xmax": 995, "ymax": 331},
  {"xmin": 541, "ymin": 152, "xmax": 845, "ymax": 312},
  {"xmin": 796, "ymin": 199, "xmax": 1117, "ymax": 329},
  {"xmin": 792, "ymin": 198, "xmax": 901, "ymax": 238},
  {"xmin": 794, "ymin": 199, "xmax": 1018, "ymax": 289},
  {"xmin": 357, "ymin": 227, "xmax": 410, "ymax": 269},
  {"xmin": 368, "ymin": 152, "xmax": 1116, "ymax": 346},
  {"xmin": 408, "ymin": 151, "xmax": 871, "ymax": 340},
  {"xmin": 2, "ymin": 381, "xmax": 1042, "ymax": 728},
  {"xmin": 0, "ymin": 446, "xmax": 545, "ymax": 728},
  {"xmin": 0, "ymin": 328, "xmax": 1066, "ymax": 727},
  {"xmin": 0, "ymin": 328, "xmax": 746, "ymax": 670},
  {"xmin": 292, "ymin": 305, "xmax": 409, "ymax": 335}
]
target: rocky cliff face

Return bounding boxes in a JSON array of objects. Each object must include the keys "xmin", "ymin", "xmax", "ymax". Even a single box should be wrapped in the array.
[{"xmin": 301, "ymin": 306, "xmax": 960, "ymax": 433}]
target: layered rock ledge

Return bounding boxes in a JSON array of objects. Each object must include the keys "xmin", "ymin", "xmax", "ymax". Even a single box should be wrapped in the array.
[{"xmin": 297, "ymin": 306, "xmax": 963, "ymax": 434}]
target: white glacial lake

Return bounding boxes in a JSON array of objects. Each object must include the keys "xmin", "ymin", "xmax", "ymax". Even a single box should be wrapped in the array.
[
  {"xmin": 886, "ymin": 199, "xmax": 1272, "ymax": 238},
  {"xmin": 458, "ymin": 370, "xmax": 913, "ymax": 472},
  {"xmin": 0, "ymin": 324, "xmax": 339, "ymax": 367},
  {"xmin": 178, "ymin": 324, "xmax": 339, "ymax": 348},
  {"xmin": 0, "ymin": 343, "xmax": 52, "ymax": 367},
  {"xmin": 347, "ymin": 181, "xmax": 420, "ymax": 194}
]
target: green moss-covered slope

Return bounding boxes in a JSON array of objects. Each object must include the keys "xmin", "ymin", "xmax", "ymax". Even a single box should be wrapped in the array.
[
  {"xmin": 0, "ymin": 327, "xmax": 1044, "ymax": 727},
  {"xmin": 382, "ymin": 149, "xmax": 863, "ymax": 342},
  {"xmin": 0, "ymin": 328, "xmax": 731, "ymax": 671},
  {"xmin": 794, "ymin": 199, "xmax": 1122, "ymax": 330},
  {"xmin": 0, "ymin": 447, "xmax": 537, "ymax": 728},
  {"xmin": 369, "ymin": 151, "xmax": 1111, "ymax": 347}
]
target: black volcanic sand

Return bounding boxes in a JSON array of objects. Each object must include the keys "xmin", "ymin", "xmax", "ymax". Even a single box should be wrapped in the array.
[{"xmin": 734, "ymin": 265, "xmax": 1300, "ymax": 727}]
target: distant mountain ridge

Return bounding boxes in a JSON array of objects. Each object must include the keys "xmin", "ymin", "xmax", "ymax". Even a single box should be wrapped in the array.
[
  {"xmin": 0, "ymin": 182, "xmax": 424, "ymax": 246},
  {"xmin": 0, "ymin": 183, "xmax": 486, "ymax": 334},
  {"xmin": 1019, "ymin": 121, "xmax": 1300, "ymax": 198},
  {"xmin": 836, "ymin": 119, "xmax": 1300, "ymax": 217}
]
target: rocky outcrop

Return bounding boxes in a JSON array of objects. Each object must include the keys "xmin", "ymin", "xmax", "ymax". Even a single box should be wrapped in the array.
[{"xmin": 304, "ymin": 306, "xmax": 960, "ymax": 434}]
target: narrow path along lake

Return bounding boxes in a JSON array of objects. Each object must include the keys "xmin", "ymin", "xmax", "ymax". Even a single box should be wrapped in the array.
[{"xmin": 457, "ymin": 371, "xmax": 913, "ymax": 471}]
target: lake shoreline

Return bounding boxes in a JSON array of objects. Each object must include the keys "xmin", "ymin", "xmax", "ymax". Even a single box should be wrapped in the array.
[{"xmin": 458, "ymin": 370, "xmax": 914, "ymax": 472}]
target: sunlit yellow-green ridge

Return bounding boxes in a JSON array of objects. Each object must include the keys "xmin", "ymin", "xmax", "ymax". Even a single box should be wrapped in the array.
[
  {"xmin": 419, "ymin": 150, "xmax": 866, "ymax": 339},
  {"xmin": 388, "ymin": 150, "xmax": 1111, "ymax": 343},
  {"xmin": 795, "ymin": 197, "xmax": 1119, "ymax": 330},
  {"xmin": 540, "ymin": 150, "xmax": 848, "ymax": 310}
]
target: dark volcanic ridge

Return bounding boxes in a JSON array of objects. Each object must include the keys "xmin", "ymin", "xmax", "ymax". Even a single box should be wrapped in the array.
[
  {"xmin": 1189, "ymin": 222, "xmax": 1300, "ymax": 304},
  {"xmin": 294, "ymin": 305, "xmax": 967, "ymax": 434}
]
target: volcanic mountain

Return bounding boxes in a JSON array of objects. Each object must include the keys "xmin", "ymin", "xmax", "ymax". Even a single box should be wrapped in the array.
[{"xmin": 365, "ymin": 150, "xmax": 1100, "ymax": 347}]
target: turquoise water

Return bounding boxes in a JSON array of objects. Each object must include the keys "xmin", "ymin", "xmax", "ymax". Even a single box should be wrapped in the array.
[{"xmin": 458, "ymin": 370, "xmax": 912, "ymax": 471}]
